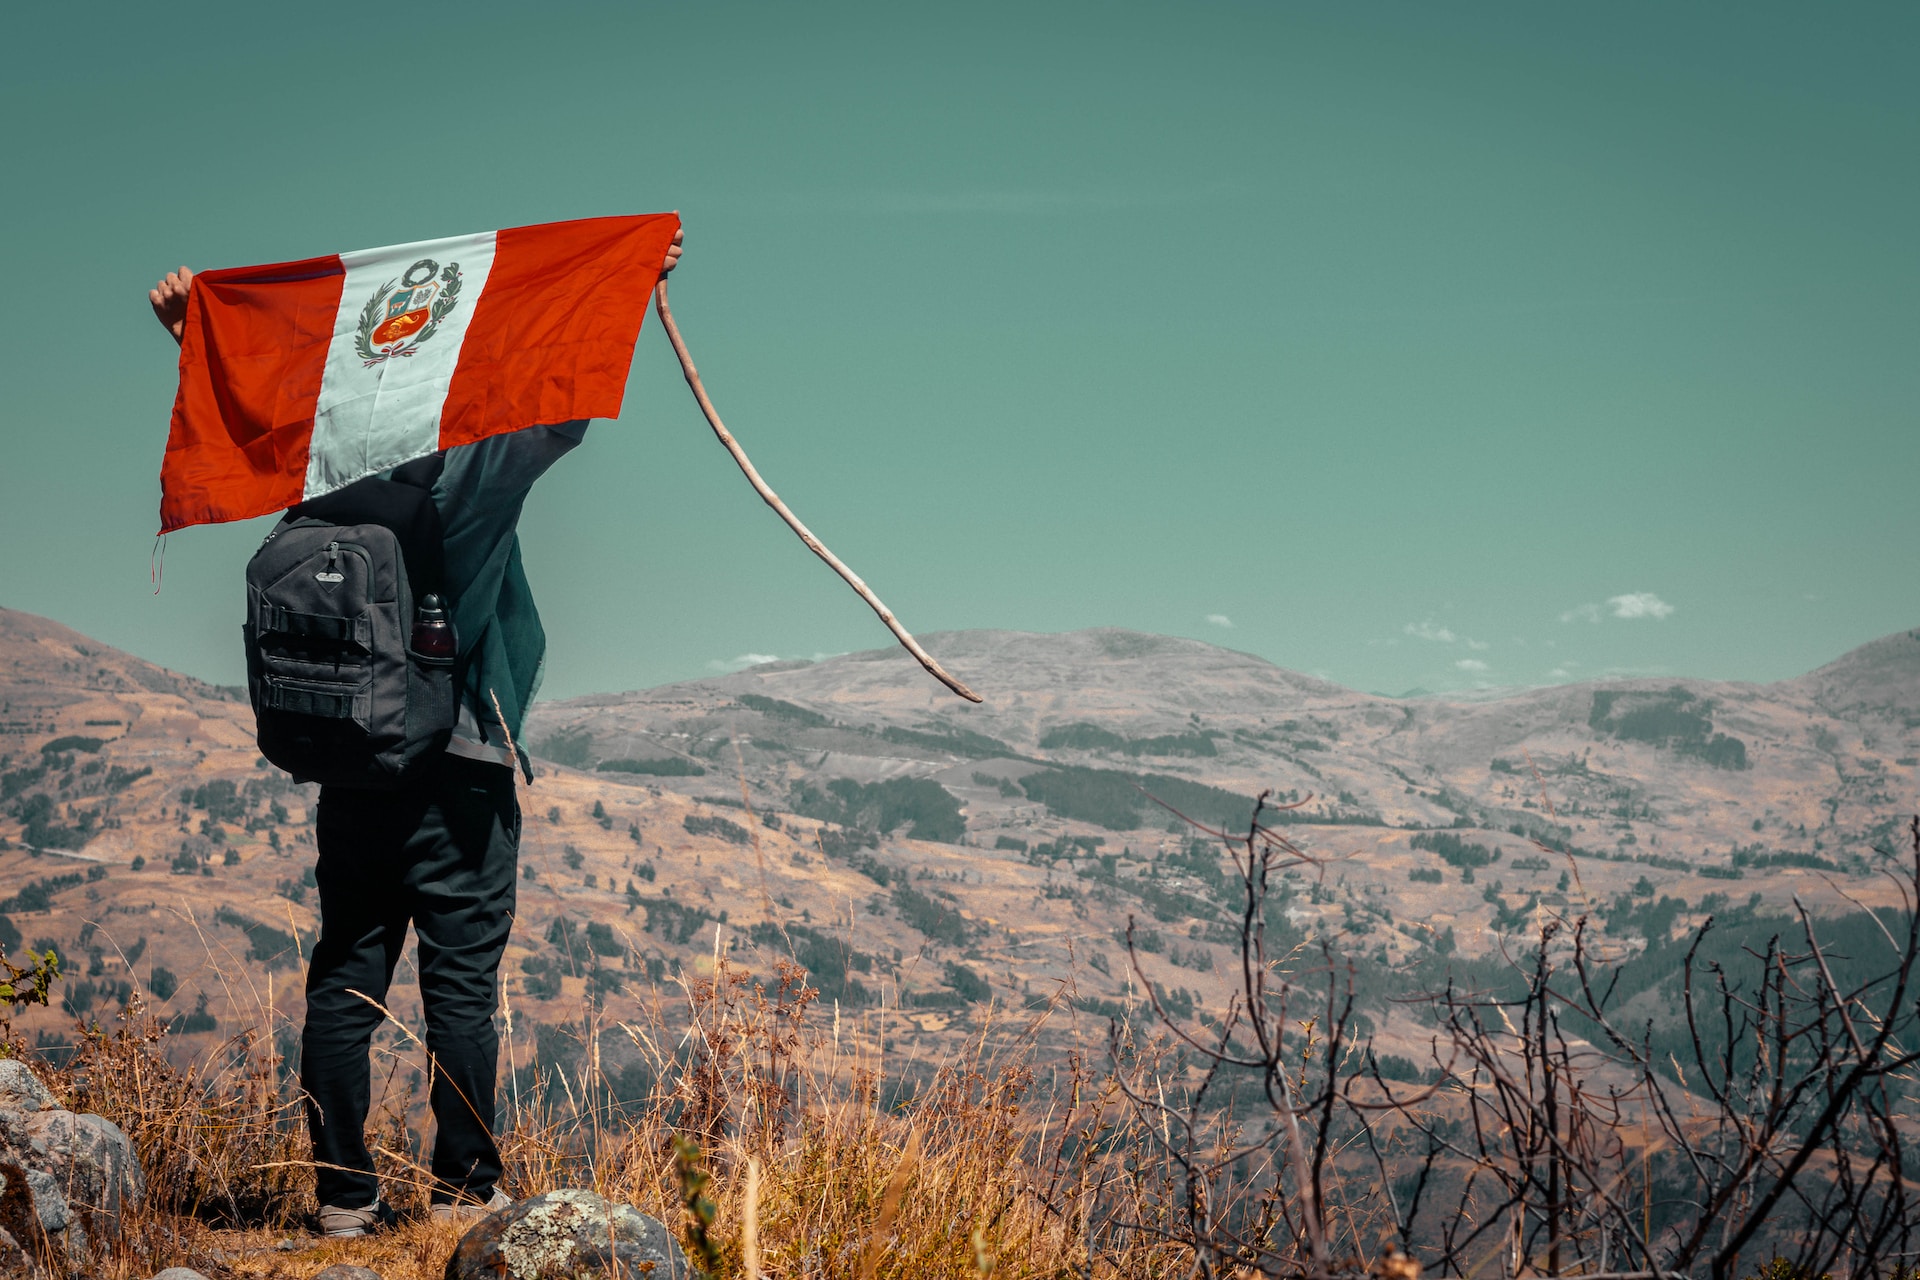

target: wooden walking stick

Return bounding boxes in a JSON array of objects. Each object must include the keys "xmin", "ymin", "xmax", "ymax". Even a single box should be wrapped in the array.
[{"xmin": 653, "ymin": 279, "xmax": 983, "ymax": 703}]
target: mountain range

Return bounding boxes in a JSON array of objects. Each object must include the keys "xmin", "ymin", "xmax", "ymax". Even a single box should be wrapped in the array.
[{"xmin": 2, "ymin": 606, "xmax": 1915, "ymax": 1073}]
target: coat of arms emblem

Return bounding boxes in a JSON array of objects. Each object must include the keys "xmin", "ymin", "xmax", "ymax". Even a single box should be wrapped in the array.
[{"xmin": 355, "ymin": 257, "xmax": 463, "ymax": 367}]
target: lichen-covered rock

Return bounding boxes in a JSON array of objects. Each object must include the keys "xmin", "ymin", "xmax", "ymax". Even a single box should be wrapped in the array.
[
  {"xmin": 311, "ymin": 1266, "xmax": 384, "ymax": 1280},
  {"xmin": 0, "ymin": 1161, "xmax": 57, "ymax": 1279},
  {"xmin": 0, "ymin": 1063, "xmax": 55, "ymax": 1115},
  {"xmin": 443, "ymin": 1189, "xmax": 692, "ymax": 1279},
  {"xmin": 13, "ymin": 1167, "xmax": 67, "ymax": 1239},
  {"xmin": 0, "ymin": 1060, "xmax": 143, "ymax": 1254},
  {"xmin": 0, "ymin": 1225, "xmax": 31, "ymax": 1279},
  {"xmin": 22, "ymin": 1107, "xmax": 143, "ymax": 1230},
  {"xmin": 0, "ymin": 1231, "xmax": 32, "ymax": 1277},
  {"xmin": 150, "ymin": 1269, "xmax": 215, "ymax": 1280}
]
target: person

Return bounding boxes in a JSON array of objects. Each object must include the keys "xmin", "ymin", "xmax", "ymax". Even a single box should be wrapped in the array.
[{"xmin": 147, "ymin": 226, "xmax": 683, "ymax": 1235}]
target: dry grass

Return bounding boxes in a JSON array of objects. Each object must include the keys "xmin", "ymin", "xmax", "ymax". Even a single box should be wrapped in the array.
[
  {"xmin": 7, "ymin": 940, "xmax": 1235, "ymax": 1280},
  {"xmin": 21, "ymin": 821, "xmax": 1917, "ymax": 1278}
]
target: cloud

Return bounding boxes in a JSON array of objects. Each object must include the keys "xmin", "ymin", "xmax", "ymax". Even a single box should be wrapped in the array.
[
  {"xmin": 1406, "ymin": 618, "xmax": 1495, "ymax": 652},
  {"xmin": 1205, "ymin": 614, "xmax": 1234, "ymax": 629},
  {"xmin": 1608, "ymin": 592, "xmax": 1675, "ymax": 620},
  {"xmin": 1561, "ymin": 593, "xmax": 1675, "ymax": 623},
  {"xmin": 706, "ymin": 652, "xmax": 781, "ymax": 672},
  {"xmin": 1454, "ymin": 658, "xmax": 1489, "ymax": 672}
]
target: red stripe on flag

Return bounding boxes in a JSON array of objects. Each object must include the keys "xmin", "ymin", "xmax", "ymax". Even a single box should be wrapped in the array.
[
  {"xmin": 158, "ymin": 255, "xmax": 344, "ymax": 533},
  {"xmin": 438, "ymin": 213, "xmax": 680, "ymax": 449}
]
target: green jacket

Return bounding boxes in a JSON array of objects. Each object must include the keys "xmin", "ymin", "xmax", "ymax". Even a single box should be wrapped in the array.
[{"xmin": 434, "ymin": 420, "xmax": 587, "ymax": 777}]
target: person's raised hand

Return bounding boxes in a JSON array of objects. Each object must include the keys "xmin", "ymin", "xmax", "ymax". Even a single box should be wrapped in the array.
[
  {"xmin": 148, "ymin": 266, "xmax": 193, "ymax": 345},
  {"xmin": 661, "ymin": 225, "xmax": 684, "ymax": 275}
]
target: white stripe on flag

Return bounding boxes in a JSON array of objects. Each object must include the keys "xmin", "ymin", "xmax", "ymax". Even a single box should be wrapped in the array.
[{"xmin": 304, "ymin": 230, "xmax": 498, "ymax": 500}]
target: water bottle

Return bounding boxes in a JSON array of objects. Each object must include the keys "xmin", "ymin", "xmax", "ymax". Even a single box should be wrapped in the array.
[{"xmin": 412, "ymin": 593, "xmax": 456, "ymax": 660}]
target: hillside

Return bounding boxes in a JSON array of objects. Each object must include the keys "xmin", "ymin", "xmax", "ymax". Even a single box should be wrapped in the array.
[
  {"xmin": 529, "ymin": 620, "xmax": 1918, "ymax": 887},
  {"xmin": 2, "ymin": 607, "xmax": 1916, "ymax": 1081}
]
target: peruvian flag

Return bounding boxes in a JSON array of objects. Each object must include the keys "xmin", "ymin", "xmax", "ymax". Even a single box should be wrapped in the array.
[{"xmin": 158, "ymin": 212, "xmax": 681, "ymax": 533}]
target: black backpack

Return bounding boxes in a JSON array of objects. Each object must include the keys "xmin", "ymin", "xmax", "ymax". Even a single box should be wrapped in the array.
[{"xmin": 242, "ymin": 455, "xmax": 459, "ymax": 788}]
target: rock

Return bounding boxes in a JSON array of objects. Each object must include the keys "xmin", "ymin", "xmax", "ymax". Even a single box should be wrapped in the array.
[
  {"xmin": 443, "ymin": 1190, "xmax": 692, "ymax": 1280},
  {"xmin": 0, "ymin": 1161, "xmax": 57, "ymax": 1280},
  {"xmin": 0, "ymin": 1160, "xmax": 62, "ymax": 1275},
  {"xmin": 311, "ymin": 1267, "xmax": 383, "ymax": 1280},
  {"xmin": 150, "ymin": 1270, "xmax": 215, "ymax": 1280},
  {"xmin": 15, "ymin": 1167, "xmax": 69, "ymax": 1238},
  {"xmin": 0, "ymin": 1062, "xmax": 55, "ymax": 1114},
  {"xmin": 22, "ymin": 1107, "xmax": 143, "ymax": 1230},
  {"xmin": 0, "ymin": 1226, "xmax": 31, "ymax": 1279},
  {"xmin": 0, "ymin": 1060, "xmax": 143, "ymax": 1255}
]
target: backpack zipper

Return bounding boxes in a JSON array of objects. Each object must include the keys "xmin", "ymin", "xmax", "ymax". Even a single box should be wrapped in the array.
[{"xmin": 314, "ymin": 541, "xmax": 346, "ymax": 585}]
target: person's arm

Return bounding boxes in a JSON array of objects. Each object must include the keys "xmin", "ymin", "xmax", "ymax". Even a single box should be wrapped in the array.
[
  {"xmin": 438, "ymin": 421, "xmax": 591, "ymax": 528},
  {"xmin": 435, "ymin": 422, "xmax": 590, "ymax": 595},
  {"xmin": 433, "ymin": 224, "xmax": 682, "ymax": 562}
]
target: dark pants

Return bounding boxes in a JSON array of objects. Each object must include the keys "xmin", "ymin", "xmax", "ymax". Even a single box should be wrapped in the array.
[{"xmin": 303, "ymin": 754, "xmax": 520, "ymax": 1209}]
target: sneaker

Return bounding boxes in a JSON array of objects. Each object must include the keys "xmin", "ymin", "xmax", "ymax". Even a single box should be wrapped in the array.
[
  {"xmin": 430, "ymin": 1188, "xmax": 512, "ymax": 1225},
  {"xmin": 317, "ymin": 1198, "xmax": 396, "ymax": 1238}
]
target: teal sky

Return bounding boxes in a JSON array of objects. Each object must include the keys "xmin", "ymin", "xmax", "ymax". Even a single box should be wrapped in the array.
[{"xmin": 2, "ymin": 2, "xmax": 1915, "ymax": 700}]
